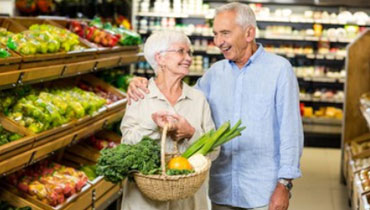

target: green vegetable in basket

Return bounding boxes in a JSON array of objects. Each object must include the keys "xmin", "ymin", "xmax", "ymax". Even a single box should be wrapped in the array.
[
  {"xmin": 182, "ymin": 120, "xmax": 246, "ymax": 159},
  {"xmin": 96, "ymin": 136, "xmax": 161, "ymax": 183},
  {"xmin": 166, "ymin": 169, "xmax": 195, "ymax": 176}
]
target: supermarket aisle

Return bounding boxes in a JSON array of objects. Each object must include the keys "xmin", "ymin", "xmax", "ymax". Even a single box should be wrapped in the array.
[{"xmin": 290, "ymin": 148, "xmax": 350, "ymax": 210}]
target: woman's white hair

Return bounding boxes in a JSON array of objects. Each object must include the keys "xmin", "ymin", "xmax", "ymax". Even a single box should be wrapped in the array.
[
  {"xmin": 216, "ymin": 2, "xmax": 257, "ymax": 29},
  {"xmin": 144, "ymin": 30, "xmax": 191, "ymax": 73}
]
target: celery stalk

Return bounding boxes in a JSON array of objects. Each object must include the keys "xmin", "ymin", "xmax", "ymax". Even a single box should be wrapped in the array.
[{"xmin": 195, "ymin": 121, "xmax": 230, "ymax": 156}]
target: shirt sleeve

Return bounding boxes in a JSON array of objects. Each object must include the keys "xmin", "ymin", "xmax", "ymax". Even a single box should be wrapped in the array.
[
  {"xmin": 276, "ymin": 61, "xmax": 304, "ymax": 180},
  {"xmin": 120, "ymin": 102, "xmax": 157, "ymax": 144}
]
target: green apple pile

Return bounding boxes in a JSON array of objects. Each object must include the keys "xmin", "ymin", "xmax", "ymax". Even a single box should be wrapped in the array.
[
  {"xmin": 1, "ymin": 86, "xmax": 106, "ymax": 133},
  {"xmin": 0, "ymin": 125, "xmax": 23, "ymax": 146},
  {"xmin": 7, "ymin": 24, "xmax": 84, "ymax": 55},
  {"xmin": 0, "ymin": 27, "xmax": 14, "ymax": 45}
]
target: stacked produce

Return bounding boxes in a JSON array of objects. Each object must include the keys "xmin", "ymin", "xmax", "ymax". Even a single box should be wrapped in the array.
[
  {"xmin": 70, "ymin": 18, "xmax": 141, "ymax": 47},
  {"xmin": 97, "ymin": 120, "xmax": 245, "ymax": 183},
  {"xmin": 0, "ymin": 200, "xmax": 31, "ymax": 210},
  {"xmin": 98, "ymin": 69, "xmax": 133, "ymax": 92},
  {"xmin": 0, "ymin": 85, "xmax": 106, "ymax": 133},
  {"xmin": 6, "ymin": 24, "xmax": 83, "ymax": 55},
  {"xmin": 0, "ymin": 125, "xmax": 23, "ymax": 146},
  {"xmin": 0, "ymin": 48, "xmax": 11, "ymax": 58},
  {"xmin": 7, "ymin": 160, "xmax": 88, "ymax": 206},
  {"xmin": 79, "ymin": 165, "xmax": 98, "ymax": 181},
  {"xmin": 78, "ymin": 81, "xmax": 122, "ymax": 105},
  {"xmin": 0, "ymin": 27, "xmax": 14, "ymax": 45},
  {"xmin": 88, "ymin": 135, "xmax": 118, "ymax": 150},
  {"xmin": 359, "ymin": 168, "xmax": 370, "ymax": 192}
]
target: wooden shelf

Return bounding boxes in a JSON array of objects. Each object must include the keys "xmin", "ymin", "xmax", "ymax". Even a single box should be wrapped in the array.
[{"xmin": 0, "ymin": 52, "xmax": 143, "ymax": 90}]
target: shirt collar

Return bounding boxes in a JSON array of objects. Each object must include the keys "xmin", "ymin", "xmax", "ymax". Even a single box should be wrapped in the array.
[
  {"xmin": 228, "ymin": 43, "xmax": 264, "ymax": 68},
  {"xmin": 148, "ymin": 78, "xmax": 193, "ymax": 101}
]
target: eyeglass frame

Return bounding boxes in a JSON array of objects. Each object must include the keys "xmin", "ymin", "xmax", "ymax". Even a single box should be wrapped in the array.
[{"xmin": 159, "ymin": 48, "xmax": 194, "ymax": 57}]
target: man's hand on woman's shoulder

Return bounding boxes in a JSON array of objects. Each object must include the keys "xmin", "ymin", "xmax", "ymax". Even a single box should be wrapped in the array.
[{"xmin": 127, "ymin": 76, "xmax": 150, "ymax": 105}]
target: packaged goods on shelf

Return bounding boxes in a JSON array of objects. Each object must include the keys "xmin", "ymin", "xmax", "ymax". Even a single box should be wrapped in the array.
[
  {"xmin": 360, "ymin": 92, "xmax": 370, "ymax": 128},
  {"xmin": 5, "ymin": 159, "xmax": 89, "ymax": 207},
  {"xmin": 300, "ymin": 89, "xmax": 344, "ymax": 103},
  {"xmin": 1, "ymin": 85, "xmax": 106, "ymax": 133},
  {"xmin": 97, "ymin": 69, "xmax": 133, "ymax": 92},
  {"xmin": 0, "ymin": 124, "xmax": 23, "ymax": 146},
  {"xmin": 301, "ymin": 104, "xmax": 342, "ymax": 119},
  {"xmin": 70, "ymin": 18, "xmax": 142, "ymax": 47},
  {"xmin": 66, "ymin": 130, "xmax": 121, "ymax": 162},
  {"xmin": 5, "ymin": 24, "xmax": 83, "ymax": 55},
  {"xmin": 0, "ymin": 75, "xmax": 125, "ymax": 135}
]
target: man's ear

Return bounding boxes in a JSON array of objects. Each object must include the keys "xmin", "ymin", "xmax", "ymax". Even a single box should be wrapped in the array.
[{"xmin": 245, "ymin": 26, "xmax": 256, "ymax": 42}]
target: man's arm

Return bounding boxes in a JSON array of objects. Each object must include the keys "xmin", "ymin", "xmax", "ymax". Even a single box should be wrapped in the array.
[{"xmin": 269, "ymin": 61, "xmax": 304, "ymax": 210}]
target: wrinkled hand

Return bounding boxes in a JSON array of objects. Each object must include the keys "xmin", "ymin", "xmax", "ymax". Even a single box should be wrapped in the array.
[
  {"xmin": 269, "ymin": 183, "xmax": 290, "ymax": 210},
  {"xmin": 127, "ymin": 77, "xmax": 149, "ymax": 105},
  {"xmin": 168, "ymin": 114, "xmax": 195, "ymax": 141},
  {"xmin": 152, "ymin": 111, "xmax": 178, "ymax": 131}
]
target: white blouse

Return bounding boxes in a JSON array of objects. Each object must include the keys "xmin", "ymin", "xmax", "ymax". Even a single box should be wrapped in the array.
[{"xmin": 120, "ymin": 78, "xmax": 216, "ymax": 210}]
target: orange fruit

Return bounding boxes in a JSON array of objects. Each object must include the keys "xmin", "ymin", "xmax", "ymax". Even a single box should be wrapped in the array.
[{"xmin": 167, "ymin": 156, "xmax": 193, "ymax": 170}]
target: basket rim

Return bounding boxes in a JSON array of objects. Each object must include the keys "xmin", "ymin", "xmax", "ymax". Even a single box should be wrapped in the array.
[{"xmin": 133, "ymin": 156, "xmax": 211, "ymax": 181}]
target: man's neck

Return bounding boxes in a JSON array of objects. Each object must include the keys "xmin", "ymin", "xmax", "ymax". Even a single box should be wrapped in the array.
[{"xmin": 235, "ymin": 42, "xmax": 258, "ymax": 69}]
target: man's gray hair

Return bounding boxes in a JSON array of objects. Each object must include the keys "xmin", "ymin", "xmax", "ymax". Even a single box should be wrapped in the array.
[
  {"xmin": 216, "ymin": 2, "xmax": 257, "ymax": 29},
  {"xmin": 143, "ymin": 30, "xmax": 191, "ymax": 73}
]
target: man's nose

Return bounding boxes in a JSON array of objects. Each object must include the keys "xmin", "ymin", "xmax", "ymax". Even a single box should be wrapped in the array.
[{"xmin": 214, "ymin": 36, "xmax": 224, "ymax": 48}]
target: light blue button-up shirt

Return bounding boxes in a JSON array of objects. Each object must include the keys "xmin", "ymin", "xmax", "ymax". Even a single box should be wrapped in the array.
[{"xmin": 195, "ymin": 44, "xmax": 303, "ymax": 208}]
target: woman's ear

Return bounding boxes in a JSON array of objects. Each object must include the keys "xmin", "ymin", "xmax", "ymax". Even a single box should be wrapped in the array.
[
  {"xmin": 155, "ymin": 52, "xmax": 165, "ymax": 67},
  {"xmin": 245, "ymin": 26, "xmax": 256, "ymax": 42}
]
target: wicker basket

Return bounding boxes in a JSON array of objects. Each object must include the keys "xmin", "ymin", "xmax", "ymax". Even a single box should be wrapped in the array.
[{"xmin": 133, "ymin": 125, "xmax": 211, "ymax": 201}]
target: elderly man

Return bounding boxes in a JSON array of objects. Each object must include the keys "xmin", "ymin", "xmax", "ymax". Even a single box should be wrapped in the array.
[{"xmin": 127, "ymin": 3, "xmax": 303, "ymax": 210}]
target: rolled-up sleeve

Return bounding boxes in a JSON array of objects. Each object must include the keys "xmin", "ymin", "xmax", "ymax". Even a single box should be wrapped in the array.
[{"xmin": 276, "ymin": 62, "xmax": 304, "ymax": 179}]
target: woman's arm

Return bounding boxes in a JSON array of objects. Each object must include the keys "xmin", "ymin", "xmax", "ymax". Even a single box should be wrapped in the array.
[{"xmin": 120, "ymin": 102, "xmax": 157, "ymax": 144}]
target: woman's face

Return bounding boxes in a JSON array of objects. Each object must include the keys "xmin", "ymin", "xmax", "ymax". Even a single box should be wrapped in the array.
[{"xmin": 160, "ymin": 42, "xmax": 192, "ymax": 77}]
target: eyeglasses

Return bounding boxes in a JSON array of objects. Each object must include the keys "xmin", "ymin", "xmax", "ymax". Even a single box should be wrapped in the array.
[{"xmin": 160, "ymin": 48, "xmax": 193, "ymax": 57}]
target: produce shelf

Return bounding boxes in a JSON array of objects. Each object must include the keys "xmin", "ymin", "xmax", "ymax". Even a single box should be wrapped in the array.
[
  {"xmin": 0, "ymin": 52, "xmax": 143, "ymax": 90},
  {"xmin": 0, "ymin": 106, "xmax": 125, "ymax": 176}
]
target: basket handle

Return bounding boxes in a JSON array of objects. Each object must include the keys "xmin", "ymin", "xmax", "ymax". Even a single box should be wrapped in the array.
[{"xmin": 160, "ymin": 124, "xmax": 179, "ymax": 176}]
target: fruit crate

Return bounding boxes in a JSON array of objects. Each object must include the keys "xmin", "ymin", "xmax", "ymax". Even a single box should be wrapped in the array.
[
  {"xmin": 0, "ymin": 76, "xmax": 110, "ymax": 143},
  {"xmin": 0, "ymin": 44, "xmax": 21, "ymax": 72},
  {"xmin": 0, "ymin": 17, "xmax": 96, "ymax": 69},
  {"xmin": 50, "ymin": 19, "xmax": 140, "ymax": 57},
  {"xmin": 0, "ymin": 158, "xmax": 93, "ymax": 210},
  {"xmin": 0, "ymin": 17, "xmax": 67, "ymax": 66},
  {"xmin": 80, "ymin": 74, "xmax": 127, "ymax": 112},
  {"xmin": 0, "ymin": 116, "xmax": 34, "ymax": 162},
  {"xmin": 61, "ymin": 150, "xmax": 118, "ymax": 204},
  {"xmin": 66, "ymin": 130, "xmax": 121, "ymax": 162}
]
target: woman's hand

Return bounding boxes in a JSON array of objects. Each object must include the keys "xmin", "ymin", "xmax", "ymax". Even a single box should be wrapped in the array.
[
  {"xmin": 127, "ymin": 77, "xmax": 150, "ymax": 105},
  {"xmin": 169, "ymin": 114, "xmax": 195, "ymax": 141},
  {"xmin": 152, "ymin": 112, "xmax": 195, "ymax": 141},
  {"xmin": 151, "ymin": 111, "xmax": 178, "ymax": 131}
]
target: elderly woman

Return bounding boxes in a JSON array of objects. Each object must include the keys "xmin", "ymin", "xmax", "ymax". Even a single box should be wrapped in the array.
[{"xmin": 120, "ymin": 31, "xmax": 216, "ymax": 210}]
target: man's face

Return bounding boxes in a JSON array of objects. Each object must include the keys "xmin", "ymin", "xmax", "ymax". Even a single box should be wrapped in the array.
[{"xmin": 213, "ymin": 11, "xmax": 249, "ymax": 63}]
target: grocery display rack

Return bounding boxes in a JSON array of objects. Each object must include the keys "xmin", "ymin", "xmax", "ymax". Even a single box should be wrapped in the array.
[
  {"xmin": 0, "ymin": 16, "xmax": 143, "ymax": 209},
  {"xmin": 340, "ymin": 29, "xmax": 370, "ymax": 210}
]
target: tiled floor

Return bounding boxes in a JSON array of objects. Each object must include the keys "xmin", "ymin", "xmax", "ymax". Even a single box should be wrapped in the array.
[{"xmin": 290, "ymin": 147, "xmax": 351, "ymax": 210}]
